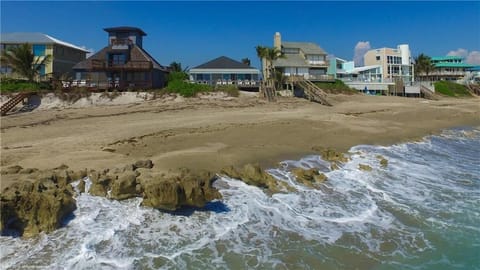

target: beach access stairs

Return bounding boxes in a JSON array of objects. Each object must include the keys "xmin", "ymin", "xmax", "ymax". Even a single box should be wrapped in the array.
[
  {"xmin": 1, "ymin": 92, "xmax": 35, "ymax": 116},
  {"xmin": 466, "ymin": 83, "xmax": 480, "ymax": 96},
  {"xmin": 261, "ymin": 80, "xmax": 276, "ymax": 102},
  {"xmin": 288, "ymin": 76, "xmax": 331, "ymax": 106},
  {"xmin": 419, "ymin": 84, "xmax": 438, "ymax": 100}
]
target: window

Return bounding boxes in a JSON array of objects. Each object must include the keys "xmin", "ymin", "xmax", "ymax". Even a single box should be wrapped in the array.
[
  {"xmin": 110, "ymin": 54, "xmax": 126, "ymax": 65},
  {"xmin": 33, "ymin": 45, "xmax": 46, "ymax": 56},
  {"xmin": 376, "ymin": 56, "xmax": 381, "ymax": 61}
]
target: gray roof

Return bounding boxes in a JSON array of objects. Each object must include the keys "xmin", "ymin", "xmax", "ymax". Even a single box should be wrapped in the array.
[
  {"xmin": 0, "ymin": 32, "xmax": 90, "ymax": 52},
  {"xmin": 282, "ymin": 41, "xmax": 326, "ymax": 55},
  {"xmin": 273, "ymin": 54, "xmax": 310, "ymax": 67},
  {"xmin": 104, "ymin": 26, "xmax": 147, "ymax": 36},
  {"xmin": 192, "ymin": 56, "xmax": 257, "ymax": 69}
]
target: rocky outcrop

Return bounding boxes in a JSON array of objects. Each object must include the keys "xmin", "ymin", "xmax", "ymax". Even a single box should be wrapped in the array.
[
  {"xmin": 0, "ymin": 160, "xmax": 223, "ymax": 238},
  {"xmin": 0, "ymin": 171, "xmax": 77, "ymax": 238},
  {"xmin": 311, "ymin": 146, "xmax": 349, "ymax": 170},
  {"xmin": 140, "ymin": 169, "xmax": 221, "ymax": 211},
  {"xmin": 376, "ymin": 155, "xmax": 389, "ymax": 167},
  {"xmin": 358, "ymin": 164, "xmax": 373, "ymax": 171},
  {"xmin": 291, "ymin": 168, "xmax": 327, "ymax": 188},
  {"xmin": 221, "ymin": 164, "xmax": 285, "ymax": 193}
]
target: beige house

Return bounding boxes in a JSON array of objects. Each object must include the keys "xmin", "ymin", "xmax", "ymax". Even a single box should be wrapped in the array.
[
  {"xmin": 364, "ymin": 44, "xmax": 414, "ymax": 83},
  {"xmin": 271, "ymin": 32, "xmax": 333, "ymax": 82},
  {"xmin": 0, "ymin": 32, "xmax": 89, "ymax": 79}
]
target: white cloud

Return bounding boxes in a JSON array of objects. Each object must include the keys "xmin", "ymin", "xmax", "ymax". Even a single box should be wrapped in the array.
[
  {"xmin": 466, "ymin": 51, "xmax": 480, "ymax": 65},
  {"xmin": 447, "ymin": 48, "xmax": 480, "ymax": 65},
  {"xmin": 447, "ymin": 48, "xmax": 468, "ymax": 58},
  {"xmin": 354, "ymin": 41, "xmax": 371, "ymax": 67}
]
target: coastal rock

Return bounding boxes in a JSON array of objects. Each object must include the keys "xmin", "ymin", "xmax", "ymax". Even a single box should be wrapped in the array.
[
  {"xmin": 376, "ymin": 155, "xmax": 389, "ymax": 167},
  {"xmin": 221, "ymin": 164, "xmax": 283, "ymax": 193},
  {"xmin": 110, "ymin": 171, "xmax": 140, "ymax": 200},
  {"xmin": 311, "ymin": 146, "xmax": 349, "ymax": 163},
  {"xmin": 2, "ymin": 165, "xmax": 23, "ymax": 175},
  {"xmin": 141, "ymin": 169, "xmax": 221, "ymax": 211},
  {"xmin": 88, "ymin": 170, "xmax": 113, "ymax": 197},
  {"xmin": 134, "ymin": 160, "xmax": 154, "ymax": 169},
  {"xmin": 19, "ymin": 168, "xmax": 39, "ymax": 174},
  {"xmin": 291, "ymin": 168, "xmax": 327, "ymax": 187},
  {"xmin": 311, "ymin": 146, "xmax": 349, "ymax": 170},
  {"xmin": 358, "ymin": 164, "xmax": 373, "ymax": 171},
  {"xmin": 1, "ymin": 178, "xmax": 76, "ymax": 238}
]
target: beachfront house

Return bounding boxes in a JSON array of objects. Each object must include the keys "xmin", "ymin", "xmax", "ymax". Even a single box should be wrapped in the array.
[
  {"xmin": 72, "ymin": 26, "xmax": 168, "ymax": 90},
  {"xmin": 328, "ymin": 57, "xmax": 383, "ymax": 83},
  {"xmin": 270, "ymin": 32, "xmax": 334, "ymax": 82},
  {"xmin": 0, "ymin": 32, "xmax": 89, "ymax": 80},
  {"xmin": 428, "ymin": 56, "xmax": 475, "ymax": 82},
  {"xmin": 189, "ymin": 56, "xmax": 261, "ymax": 89},
  {"xmin": 363, "ymin": 44, "xmax": 414, "ymax": 84}
]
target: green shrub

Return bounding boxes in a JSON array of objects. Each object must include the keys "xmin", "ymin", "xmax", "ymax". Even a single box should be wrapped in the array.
[
  {"xmin": 0, "ymin": 78, "xmax": 51, "ymax": 93},
  {"xmin": 214, "ymin": 84, "xmax": 240, "ymax": 97},
  {"xmin": 166, "ymin": 80, "xmax": 212, "ymax": 97},
  {"xmin": 314, "ymin": 80, "xmax": 358, "ymax": 95},
  {"xmin": 434, "ymin": 81, "xmax": 472, "ymax": 97},
  {"xmin": 167, "ymin": 71, "xmax": 188, "ymax": 82}
]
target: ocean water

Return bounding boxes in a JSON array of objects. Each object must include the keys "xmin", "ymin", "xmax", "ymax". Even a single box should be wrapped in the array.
[{"xmin": 1, "ymin": 127, "xmax": 479, "ymax": 270}]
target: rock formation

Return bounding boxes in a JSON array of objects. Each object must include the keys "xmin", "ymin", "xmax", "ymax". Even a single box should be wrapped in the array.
[{"xmin": 0, "ymin": 160, "xmax": 222, "ymax": 238}]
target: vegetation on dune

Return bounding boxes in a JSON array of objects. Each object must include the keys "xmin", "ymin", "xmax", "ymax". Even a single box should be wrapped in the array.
[
  {"xmin": 0, "ymin": 78, "xmax": 50, "ymax": 93},
  {"xmin": 314, "ymin": 80, "xmax": 358, "ymax": 95},
  {"xmin": 434, "ymin": 81, "xmax": 472, "ymax": 97}
]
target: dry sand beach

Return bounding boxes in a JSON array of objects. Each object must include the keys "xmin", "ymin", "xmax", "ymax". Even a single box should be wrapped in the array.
[{"xmin": 1, "ymin": 92, "xmax": 479, "ymax": 188}]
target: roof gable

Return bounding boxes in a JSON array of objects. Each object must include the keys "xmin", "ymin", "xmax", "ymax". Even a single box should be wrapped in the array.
[
  {"xmin": 192, "ymin": 56, "xmax": 255, "ymax": 69},
  {"xmin": 1, "ymin": 32, "xmax": 89, "ymax": 52},
  {"xmin": 282, "ymin": 42, "xmax": 326, "ymax": 55},
  {"xmin": 73, "ymin": 44, "xmax": 167, "ymax": 71}
]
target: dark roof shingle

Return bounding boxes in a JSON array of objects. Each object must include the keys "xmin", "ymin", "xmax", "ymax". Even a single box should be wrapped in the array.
[{"xmin": 192, "ymin": 56, "xmax": 256, "ymax": 69}]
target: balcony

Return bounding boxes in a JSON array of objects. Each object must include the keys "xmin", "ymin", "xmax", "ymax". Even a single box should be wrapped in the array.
[
  {"xmin": 110, "ymin": 38, "xmax": 132, "ymax": 50},
  {"xmin": 89, "ymin": 60, "xmax": 153, "ymax": 70},
  {"xmin": 307, "ymin": 60, "xmax": 328, "ymax": 66}
]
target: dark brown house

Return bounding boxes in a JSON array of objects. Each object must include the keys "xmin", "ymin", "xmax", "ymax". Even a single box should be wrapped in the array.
[{"xmin": 73, "ymin": 26, "xmax": 168, "ymax": 90}]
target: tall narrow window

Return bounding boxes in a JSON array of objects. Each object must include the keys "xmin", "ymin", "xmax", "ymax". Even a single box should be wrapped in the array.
[{"xmin": 33, "ymin": 45, "xmax": 46, "ymax": 56}]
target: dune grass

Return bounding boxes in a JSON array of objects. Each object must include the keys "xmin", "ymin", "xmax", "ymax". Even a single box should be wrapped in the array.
[{"xmin": 434, "ymin": 81, "xmax": 472, "ymax": 97}]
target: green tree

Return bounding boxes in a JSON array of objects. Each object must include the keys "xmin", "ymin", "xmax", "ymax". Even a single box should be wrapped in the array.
[
  {"xmin": 414, "ymin": 53, "xmax": 435, "ymax": 81},
  {"xmin": 241, "ymin": 58, "xmax": 251, "ymax": 66},
  {"xmin": 1, "ymin": 43, "xmax": 51, "ymax": 82},
  {"xmin": 168, "ymin": 61, "xmax": 189, "ymax": 82},
  {"xmin": 255, "ymin": 46, "xmax": 284, "ymax": 81}
]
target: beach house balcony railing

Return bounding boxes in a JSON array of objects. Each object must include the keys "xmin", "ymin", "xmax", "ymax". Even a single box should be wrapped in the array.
[
  {"xmin": 89, "ymin": 60, "xmax": 153, "ymax": 70},
  {"xmin": 110, "ymin": 38, "xmax": 132, "ymax": 50},
  {"xmin": 286, "ymin": 74, "xmax": 334, "ymax": 82},
  {"xmin": 307, "ymin": 60, "xmax": 328, "ymax": 66}
]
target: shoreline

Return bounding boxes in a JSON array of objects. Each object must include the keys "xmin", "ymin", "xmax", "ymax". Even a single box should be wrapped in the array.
[{"xmin": 1, "ymin": 93, "xmax": 479, "ymax": 188}]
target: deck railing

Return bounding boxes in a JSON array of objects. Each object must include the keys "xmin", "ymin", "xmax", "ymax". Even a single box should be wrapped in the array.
[{"xmin": 89, "ymin": 60, "xmax": 152, "ymax": 70}]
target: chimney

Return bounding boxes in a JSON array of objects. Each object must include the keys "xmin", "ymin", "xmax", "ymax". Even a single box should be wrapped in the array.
[{"xmin": 274, "ymin": 32, "xmax": 281, "ymax": 50}]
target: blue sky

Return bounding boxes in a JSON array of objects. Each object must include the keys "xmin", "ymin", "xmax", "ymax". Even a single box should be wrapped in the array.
[{"xmin": 1, "ymin": 1, "xmax": 479, "ymax": 68}]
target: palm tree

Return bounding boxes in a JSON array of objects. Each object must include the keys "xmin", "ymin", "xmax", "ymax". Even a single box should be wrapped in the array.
[
  {"xmin": 255, "ymin": 46, "xmax": 284, "ymax": 81},
  {"xmin": 414, "ymin": 53, "xmax": 435, "ymax": 81},
  {"xmin": 1, "ymin": 43, "xmax": 51, "ymax": 82}
]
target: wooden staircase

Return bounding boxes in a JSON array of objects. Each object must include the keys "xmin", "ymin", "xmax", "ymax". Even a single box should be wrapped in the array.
[
  {"xmin": 1, "ymin": 92, "xmax": 34, "ymax": 116},
  {"xmin": 466, "ymin": 84, "xmax": 480, "ymax": 96},
  {"xmin": 261, "ymin": 80, "xmax": 276, "ymax": 102},
  {"xmin": 289, "ymin": 76, "xmax": 331, "ymax": 106},
  {"xmin": 419, "ymin": 85, "xmax": 438, "ymax": 100}
]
